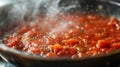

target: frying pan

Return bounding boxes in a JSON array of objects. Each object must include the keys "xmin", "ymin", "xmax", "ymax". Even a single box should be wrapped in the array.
[{"xmin": 0, "ymin": 0, "xmax": 120, "ymax": 67}]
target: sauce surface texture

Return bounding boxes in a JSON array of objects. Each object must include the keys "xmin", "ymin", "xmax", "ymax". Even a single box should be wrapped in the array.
[{"xmin": 4, "ymin": 14, "xmax": 120, "ymax": 59}]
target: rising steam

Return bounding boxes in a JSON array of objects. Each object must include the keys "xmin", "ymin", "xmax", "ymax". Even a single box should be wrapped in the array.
[
  {"xmin": 8, "ymin": 0, "xmax": 79, "ymax": 22},
  {"xmin": 7, "ymin": 0, "xmax": 80, "ymax": 43}
]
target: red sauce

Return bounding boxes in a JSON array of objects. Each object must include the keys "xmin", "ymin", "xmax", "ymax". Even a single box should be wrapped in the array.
[{"xmin": 4, "ymin": 14, "xmax": 120, "ymax": 59}]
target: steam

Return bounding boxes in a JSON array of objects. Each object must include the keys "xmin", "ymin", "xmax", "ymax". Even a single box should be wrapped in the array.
[
  {"xmin": 8, "ymin": 0, "xmax": 79, "ymax": 22},
  {"xmin": 8, "ymin": 0, "xmax": 80, "ymax": 43},
  {"xmin": 48, "ymin": 21, "xmax": 77, "ymax": 39},
  {"xmin": 46, "ymin": 0, "xmax": 61, "ymax": 17}
]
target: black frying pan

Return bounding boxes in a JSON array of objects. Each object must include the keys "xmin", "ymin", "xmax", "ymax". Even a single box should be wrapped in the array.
[{"xmin": 0, "ymin": 0, "xmax": 120, "ymax": 67}]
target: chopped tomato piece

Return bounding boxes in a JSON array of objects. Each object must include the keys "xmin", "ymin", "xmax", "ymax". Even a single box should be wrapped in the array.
[
  {"xmin": 63, "ymin": 39, "xmax": 79, "ymax": 46},
  {"xmin": 18, "ymin": 25, "xmax": 30, "ymax": 34},
  {"xmin": 96, "ymin": 40, "xmax": 110, "ymax": 48},
  {"xmin": 112, "ymin": 43, "xmax": 120, "ymax": 49},
  {"xmin": 31, "ymin": 48, "xmax": 41, "ymax": 54},
  {"xmin": 45, "ymin": 52, "xmax": 57, "ymax": 58},
  {"xmin": 49, "ymin": 44, "xmax": 63, "ymax": 53}
]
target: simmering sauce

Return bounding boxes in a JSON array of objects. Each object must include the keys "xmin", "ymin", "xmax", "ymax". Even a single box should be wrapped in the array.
[{"xmin": 4, "ymin": 14, "xmax": 120, "ymax": 59}]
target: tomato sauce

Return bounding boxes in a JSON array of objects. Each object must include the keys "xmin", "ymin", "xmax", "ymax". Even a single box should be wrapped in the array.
[{"xmin": 4, "ymin": 14, "xmax": 120, "ymax": 59}]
